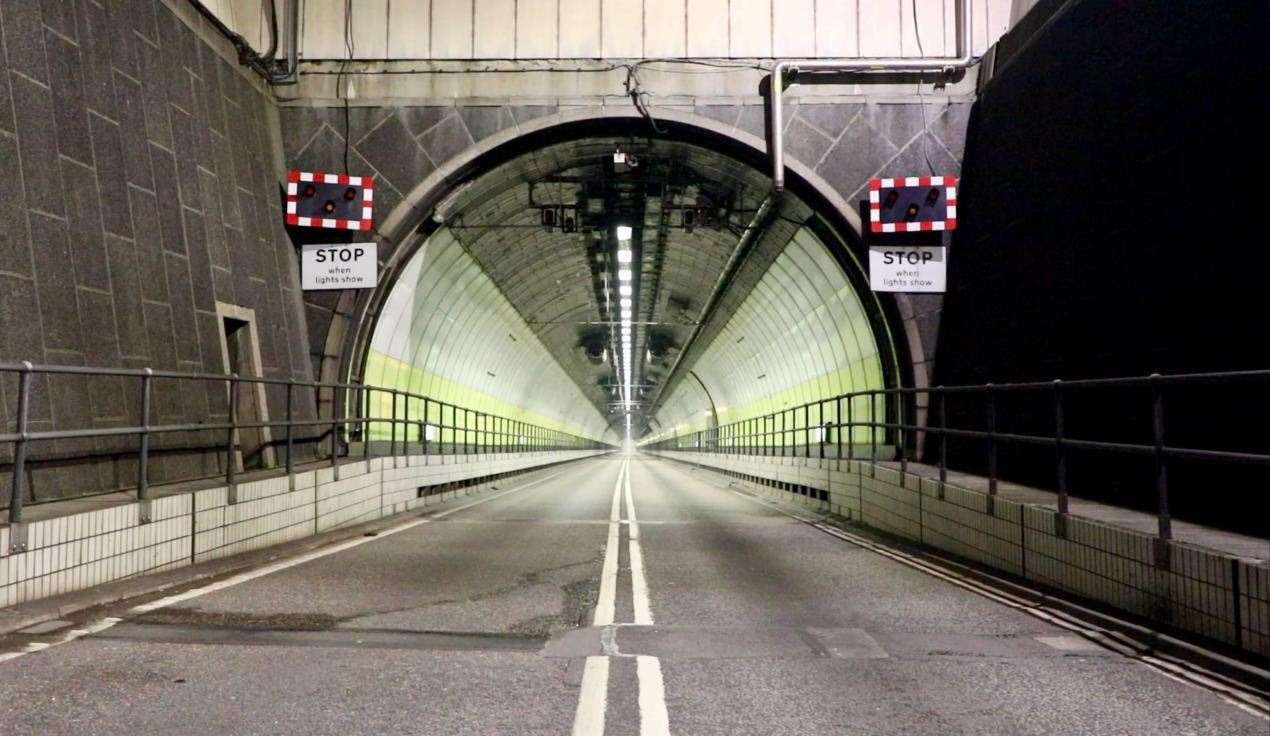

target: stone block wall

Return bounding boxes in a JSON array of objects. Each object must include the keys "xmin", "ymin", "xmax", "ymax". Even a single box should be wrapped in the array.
[{"xmin": 0, "ymin": 0, "xmax": 317, "ymax": 506}]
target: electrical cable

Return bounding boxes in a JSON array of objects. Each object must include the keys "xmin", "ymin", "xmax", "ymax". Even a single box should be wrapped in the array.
[
  {"xmin": 341, "ymin": 0, "xmax": 354, "ymax": 174},
  {"xmin": 911, "ymin": 0, "xmax": 938, "ymax": 176}
]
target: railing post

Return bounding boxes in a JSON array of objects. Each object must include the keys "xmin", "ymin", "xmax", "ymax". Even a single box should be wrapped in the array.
[
  {"xmin": 388, "ymin": 389, "xmax": 398, "ymax": 459},
  {"xmin": 8, "ymin": 362, "xmax": 33, "ymax": 527},
  {"xmin": 227, "ymin": 373, "xmax": 239, "ymax": 490},
  {"xmin": 329, "ymin": 382, "xmax": 339, "ymax": 471},
  {"xmin": 846, "ymin": 394, "xmax": 854, "ymax": 464},
  {"xmin": 898, "ymin": 390, "xmax": 908, "ymax": 481},
  {"xmin": 986, "ymin": 383, "xmax": 997, "ymax": 514},
  {"xmin": 403, "ymin": 392, "xmax": 411, "ymax": 460},
  {"xmin": 1053, "ymin": 380, "xmax": 1067, "ymax": 536},
  {"xmin": 937, "ymin": 389, "xmax": 947, "ymax": 499},
  {"xmin": 818, "ymin": 401, "xmax": 825, "ymax": 459},
  {"xmin": 284, "ymin": 379, "xmax": 295, "ymax": 477},
  {"xmin": 1151, "ymin": 374, "xmax": 1172, "ymax": 566},
  {"xmin": 869, "ymin": 392, "xmax": 877, "ymax": 477},
  {"xmin": 360, "ymin": 387, "xmax": 370, "ymax": 462},
  {"xmin": 137, "ymin": 368, "xmax": 153, "ymax": 500},
  {"xmin": 804, "ymin": 404, "xmax": 811, "ymax": 459}
]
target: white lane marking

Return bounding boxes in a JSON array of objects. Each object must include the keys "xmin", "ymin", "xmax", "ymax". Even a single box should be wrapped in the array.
[
  {"xmin": 0, "ymin": 467, "xmax": 574, "ymax": 664},
  {"xmin": 626, "ymin": 460, "xmax": 671, "ymax": 735},
  {"xmin": 572, "ymin": 655, "xmax": 610, "ymax": 736},
  {"xmin": 624, "ymin": 461, "xmax": 653, "ymax": 626},
  {"xmin": 574, "ymin": 458, "xmax": 628, "ymax": 736},
  {"xmin": 725, "ymin": 486, "xmax": 1270, "ymax": 721},
  {"xmin": 636, "ymin": 655, "xmax": 671, "ymax": 736},
  {"xmin": 593, "ymin": 458, "xmax": 627, "ymax": 627}
]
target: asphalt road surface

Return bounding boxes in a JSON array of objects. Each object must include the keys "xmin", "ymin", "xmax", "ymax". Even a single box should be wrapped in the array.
[{"xmin": 1, "ymin": 455, "xmax": 1264, "ymax": 735}]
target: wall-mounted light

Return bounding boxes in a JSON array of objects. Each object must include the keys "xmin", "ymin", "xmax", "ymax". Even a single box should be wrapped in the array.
[
  {"xmin": 616, "ymin": 225, "xmax": 633, "ymax": 241},
  {"xmin": 617, "ymin": 249, "xmax": 632, "ymax": 263},
  {"xmin": 618, "ymin": 269, "xmax": 632, "ymax": 281}
]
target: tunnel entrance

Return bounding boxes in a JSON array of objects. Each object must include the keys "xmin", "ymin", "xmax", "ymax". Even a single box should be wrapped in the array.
[{"xmin": 345, "ymin": 119, "xmax": 905, "ymax": 448}]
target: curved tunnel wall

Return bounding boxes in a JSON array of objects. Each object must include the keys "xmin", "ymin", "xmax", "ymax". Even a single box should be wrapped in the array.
[
  {"xmin": 648, "ymin": 226, "xmax": 885, "ymax": 445},
  {"xmin": 364, "ymin": 228, "xmax": 614, "ymax": 444}
]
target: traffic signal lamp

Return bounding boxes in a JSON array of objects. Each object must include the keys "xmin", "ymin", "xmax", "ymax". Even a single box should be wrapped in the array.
[
  {"xmin": 286, "ymin": 170, "xmax": 374, "ymax": 231},
  {"xmin": 867, "ymin": 176, "xmax": 957, "ymax": 233}
]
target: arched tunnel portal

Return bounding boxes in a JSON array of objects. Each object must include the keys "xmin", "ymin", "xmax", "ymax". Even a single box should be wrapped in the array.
[{"xmin": 328, "ymin": 115, "xmax": 909, "ymax": 448}]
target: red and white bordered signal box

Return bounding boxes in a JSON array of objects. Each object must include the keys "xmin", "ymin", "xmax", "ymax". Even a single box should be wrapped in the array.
[
  {"xmin": 868, "ymin": 176, "xmax": 957, "ymax": 233},
  {"xmin": 286, "ymin": 169, "xmax": 375, "ymax": 231}
]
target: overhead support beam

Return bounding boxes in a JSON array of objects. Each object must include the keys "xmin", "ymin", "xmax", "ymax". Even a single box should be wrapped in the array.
[
  {"xmin": 768, "ymin": 0, "xmax": 976, "ymax": 191},
  {"xmin": 646, "ymin": 193, "xmax": 780, "ymax": 419}
]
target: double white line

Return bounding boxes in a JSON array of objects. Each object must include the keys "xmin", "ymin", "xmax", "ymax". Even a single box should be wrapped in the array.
[{"xmin": 572, "ymin": 456, "xmax": 671, "ymax": 735}]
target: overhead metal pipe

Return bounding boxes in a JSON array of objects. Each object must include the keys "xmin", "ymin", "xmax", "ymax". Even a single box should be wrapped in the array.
[{"xmin": 769, "ymin": 0, "xmax": 976, "ymax": 191}]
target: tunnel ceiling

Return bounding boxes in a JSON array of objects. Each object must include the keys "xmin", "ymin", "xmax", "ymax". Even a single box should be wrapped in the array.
[{"xmin": 424, "ymin": 135, "xmax": 814, "ymax": 431}]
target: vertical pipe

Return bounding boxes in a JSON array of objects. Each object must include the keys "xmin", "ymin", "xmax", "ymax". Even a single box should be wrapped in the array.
[
  {"xmin": 1151, "ymin": 375, "xmax": 1171, "ymax": 542},
  {"xmin": 285, "ymin": 379, "xmax": 295, "ymax": 476},
  {"xmin": 8, "ymin": 362, "xmax": 33, "ymax": 525},
  {"xmin": 137, "ymin": 369, "xmax": 153, "ymax": 500}
]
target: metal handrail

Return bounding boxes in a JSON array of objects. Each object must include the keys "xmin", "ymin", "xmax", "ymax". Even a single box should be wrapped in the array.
[
  {"xmin": 642, "ymin": 370, "xmax": 1270, "ymax": 544},
  {"xmin": 2, "ymin": 361, "xmax": 613, "ymax": 524}
]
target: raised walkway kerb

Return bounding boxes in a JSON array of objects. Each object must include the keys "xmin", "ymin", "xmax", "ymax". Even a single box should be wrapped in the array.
[
  {"xmin": 0, "ymin": 450, "xmax": 609, "ymax": 614},
  {"xmin": 649, "ymin": 449, "xmax": 1270, "ymax": 659}
]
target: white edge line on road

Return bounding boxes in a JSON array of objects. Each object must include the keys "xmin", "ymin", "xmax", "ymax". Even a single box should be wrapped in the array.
[
  {"xmin": 725, "ymin": 486, "xmax": 1270, "ymax": 721},
  {"xmin": 0, "ymin": 466, "xmax": 574, "ymax": 665}
]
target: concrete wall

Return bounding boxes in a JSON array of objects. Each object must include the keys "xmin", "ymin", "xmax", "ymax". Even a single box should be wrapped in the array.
[
  {"xmin": 0, "ymin": 449, "xmax": 608, "ymax": 608},
  {"xmin": 294, "ymin": 0, "xmax": 1013, "ymax": 60},
  {"xmin": 648, "ymin": 450, "xmax": 1270, "ymax": 658},
  {"xmin": 0, "ymin": 0, "xmax": 318, "ymax": 505}
]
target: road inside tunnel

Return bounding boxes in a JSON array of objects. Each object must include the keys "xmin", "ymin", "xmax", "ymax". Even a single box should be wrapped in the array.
[{"xmin": 0, "ymin": 455, "xmax": 1262, "ymax": 736}]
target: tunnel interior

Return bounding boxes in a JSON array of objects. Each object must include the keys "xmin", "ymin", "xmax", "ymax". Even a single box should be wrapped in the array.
[{"xmin": 361, "ymin": 122, "xmax": 897, "ymax": 448}]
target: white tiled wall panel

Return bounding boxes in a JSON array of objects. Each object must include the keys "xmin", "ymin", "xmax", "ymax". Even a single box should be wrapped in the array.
[
  {"xmin": 291, "ymin": 0, "xmax": 1011, "ymax": 61},
  {"xmin": 650, "ymin": 450, "xmax": 1270, "ymax": 658},
  {"xmin": 1, "ymin": 451, "xmax": 606, "ymax": 612}
]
